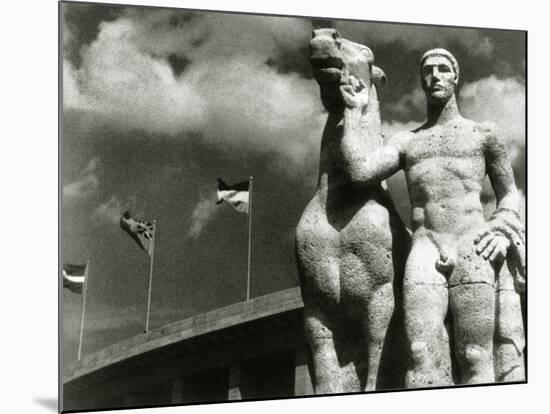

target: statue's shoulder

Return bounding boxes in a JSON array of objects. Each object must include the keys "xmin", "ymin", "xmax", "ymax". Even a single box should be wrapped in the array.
[
  {"xmin": 455, "ymin": 118, "xmax": 501, "ymax": 147},
  {"xmin": 388, "ymin": 129, "xmax": 415, "ymax": 148},
  {"xmin": 468, "ymin": 120, "xmax": 506, "ymax": 153},
  {"xmin": 474, "ymin": 120, "xmax": 499, "ymax": 136},
  {"xmin": 474, "ymin": 120, "xmax": 503, "ymax": 147},
  {"xmin": 450, "ymin": 117, "xmax": 492, "ymax": 131}
]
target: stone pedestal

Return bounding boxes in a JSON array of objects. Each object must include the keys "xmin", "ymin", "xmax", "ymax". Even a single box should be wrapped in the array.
[
  {"xmin": 294, "ymin": 346, "xmax": 313, "ymax": 396},
  {"xmin": 227, "ymin": 362, "xmax": 242, "ymax": 400},
  {"xmin": 170, "ymin": 377, "xmax": 185, "ymax": 403}
]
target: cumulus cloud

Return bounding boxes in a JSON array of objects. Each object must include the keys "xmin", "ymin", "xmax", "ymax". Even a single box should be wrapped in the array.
[
  {"xmin": 63, "ymin": 157, "xmax": 100, "ymax": 203},
  {"xmin": 459, "ymin": 75, "xmax": 525, "ymax": 158},
  {"xmin": 390, "ymin": 87, "xmax": 425, "ymax": 119},
  {"xmin": 91, "ymin": 194, "xmax": 141, "ymax": 226},
  {"xmin": 66, "ymin": 16, "xmax": 208, "ymax": 134},
  {"xmin": 63, "ymin": 294, "xmax": 182, "ymax": 357},
  {"xmin": 460, "ymin": 75, "xmax": 526, "ymax": 210},
  {"xmin": 382, "ymin": 75, "xmax": 525, "ymax": 151},
  {"xmin": 333, "ymin": 21, "xmax": 494, "ymax": 57},
  {"xmin": 92, "ymin": 195, "xmax": 124, "ymax": 225},
  {"xmin": 187, "ymin": 192, "xmax": 218, "ymax": 239},
  {"xmin": 63, "ymin": 9, "xmax": 523, "ymax": 175},
  {"xmin": 64, "ymin": 10, "xmax": 325, "ymax": 168},
  {"xmin": 63, "ymin": 58, "xmax": 91, "ymax": 110}
]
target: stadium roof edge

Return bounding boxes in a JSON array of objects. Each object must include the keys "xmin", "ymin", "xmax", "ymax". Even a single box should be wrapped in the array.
[{"xmin": 63, "ymin": 286, "xmax": 304, "ymax": 384}]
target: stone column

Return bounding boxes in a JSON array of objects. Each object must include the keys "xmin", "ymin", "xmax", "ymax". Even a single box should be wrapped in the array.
[
  {"xmin": 171, "ymin": 377, "xmax": 185, "ymax": 404},
  {"xmin": 123, "ymin": 392, "xmax": 140, "ymax": 407},
  {"xmin": 294, "ymin": 346, "xmax": 314, "ymax": 396},
  {"xmin": 227, "ymin": 361, "xmax": 242, "ymax": 400}
]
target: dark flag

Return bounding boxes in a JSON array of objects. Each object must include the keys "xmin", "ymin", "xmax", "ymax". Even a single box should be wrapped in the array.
[
  {"xmin": 216, "ymin": 178, "xmax": 250, "ymax": 214},
  {"xmin": 119, "ymin": 210, "xmax": 155, "ymax": 256},
  {"xmin": 63, "ymin": 263, "xmax": 87, "ymax": 294}
]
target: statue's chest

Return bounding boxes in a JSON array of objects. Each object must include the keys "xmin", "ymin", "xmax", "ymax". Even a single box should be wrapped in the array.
[{"xmin": 404, "ymin": 128, "xmax": 484, "ymax": 167}]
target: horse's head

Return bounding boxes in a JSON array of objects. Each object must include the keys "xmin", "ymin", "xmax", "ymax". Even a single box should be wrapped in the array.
[{"xmin": 310, "ymin": 28, "xmax": 386, "ymax": 113}]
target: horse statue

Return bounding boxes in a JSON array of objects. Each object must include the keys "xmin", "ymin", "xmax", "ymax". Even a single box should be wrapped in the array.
[{"xmin": 295, "ymin": 28, "xmax": 411, "ymax": 393}]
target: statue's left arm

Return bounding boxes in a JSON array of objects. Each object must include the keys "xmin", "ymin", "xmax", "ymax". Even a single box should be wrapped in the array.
[
  {"xmin": 475, "ymin": 124, "xmax": 525, "ymax": 289},
  {"xmin": 484, "ymin": 125, "xmax": 521, "ymax": 213}
]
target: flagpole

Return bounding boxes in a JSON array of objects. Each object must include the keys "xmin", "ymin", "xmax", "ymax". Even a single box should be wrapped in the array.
[
  {"xmin": 246, "ymin": 177, "xmax": 253, "ymax": 301},
  {"xmin": 77, "ymin": 260, "xmax": 90, "ymax": 361},
  {"xmin": 145, "ymin": 220, "xmax": 157, "ymax": 333}
]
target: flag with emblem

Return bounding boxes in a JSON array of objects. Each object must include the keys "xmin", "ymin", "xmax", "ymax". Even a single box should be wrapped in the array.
[
  {"xmin": 119, "ymin": 210, "xmax": 155, "ymax": 256},
  {"xmin": 63, "ymin": 263, "xmax": 88, "ymax": 294},
  {"xmin": 216, "ymin": 178, "xmax": 250, "ymax": 214}
]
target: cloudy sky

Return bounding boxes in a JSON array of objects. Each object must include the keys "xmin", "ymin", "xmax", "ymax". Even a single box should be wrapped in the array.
[{"xmin": 61, "ymin": 1, "xmax": 525, "ymax": 369}]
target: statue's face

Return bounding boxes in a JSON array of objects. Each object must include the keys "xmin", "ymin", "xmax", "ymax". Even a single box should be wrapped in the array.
[{"xmin": 421, "ymin": 55, "xmax": 457, "ymax": 103}]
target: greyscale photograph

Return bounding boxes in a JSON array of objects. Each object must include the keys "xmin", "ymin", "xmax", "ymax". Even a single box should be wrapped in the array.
[{"xmin": 60, "ymin": 1, "xmax": 526, "ymax": 412}]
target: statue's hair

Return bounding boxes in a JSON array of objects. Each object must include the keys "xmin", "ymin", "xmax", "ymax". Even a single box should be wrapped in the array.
[{"xmin": 420, "ymin": 48, "xmax": 459, "ymax": 81}]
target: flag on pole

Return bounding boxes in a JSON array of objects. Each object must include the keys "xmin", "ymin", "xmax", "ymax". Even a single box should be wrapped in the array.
[
  {"xmin": 216, "ymin": 178, "xmax": 250, "ymax": 214},
  {"xmin": 63, "ymin": 263, "xmax": 87, "ymax": 294},
  {"xmin": 120, "ymin": 210, "xmax": 155, "ymax": 256}
]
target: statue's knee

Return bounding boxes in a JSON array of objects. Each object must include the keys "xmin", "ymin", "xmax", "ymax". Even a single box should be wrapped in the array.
[
  {"xmin": 410, "ymin": 341, "xmax": 429, "ymax": 366},
  {"xmin": 458, "ymin": 344, "xmax": 489, "ymax": 369},
  {"xmin": 305, "ymin": 319, "xmax": 332, "ymax": 341}
]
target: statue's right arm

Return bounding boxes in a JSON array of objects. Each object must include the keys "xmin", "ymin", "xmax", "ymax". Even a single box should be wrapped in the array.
[{"xmin": 341, "ymin": 108, "xmax": 403, "ymax": 186}]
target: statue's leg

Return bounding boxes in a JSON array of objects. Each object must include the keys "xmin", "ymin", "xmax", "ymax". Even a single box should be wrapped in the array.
[
  {"xmin": 403, "ymin": 236, "xmax": 453, "ymax": 388},
  {"xmin": 363, "ymin": 282, "xmax": 394, "ymax": 391},
  {"xmin": 450, "ymin": 234, "xmax": 496, "ymax": 385},
  {"xmin": 494, "ymin": 264, "xmax": 525, "ymax": 382},
  {"xmin": 303, "ymin": 304, "xmax": 344, "ymax": 394}
]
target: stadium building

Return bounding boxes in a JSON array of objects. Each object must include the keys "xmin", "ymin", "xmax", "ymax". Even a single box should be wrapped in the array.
[{"xmin": 62, "ymin": 287, "xmax": 314, "ymax": 411}]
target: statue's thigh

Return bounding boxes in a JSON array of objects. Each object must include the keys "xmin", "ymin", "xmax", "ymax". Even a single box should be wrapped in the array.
[
  {"xmin": 403, "ymin": 237, "xmax": 448, "ymax": 341},
  {"xmin": 449, "ymin": 282, "xmax": 495, "ymax": 349},
  {"xmin": 449, "ymin": 233, "xmax": 496, "ymax": 347},
  {"xmin": 450, "ymin": 231, "xmax": 495, "ymax": 286},
  {"xmin": 449, "ymin": 280, "xmax": 495, "ymax": 384}
]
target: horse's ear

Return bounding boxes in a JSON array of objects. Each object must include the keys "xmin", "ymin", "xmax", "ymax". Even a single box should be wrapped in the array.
[{"xmin": 372, "ymin": 65, "xmax": 386, "ymax": 88}]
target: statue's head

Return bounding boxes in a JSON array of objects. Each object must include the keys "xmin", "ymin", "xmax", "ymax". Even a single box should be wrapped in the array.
[
  {"xmin": 420, "ymin": 48, "xmax": 459, "ymax": 104},
  {"xmin": 310, "ymin": 28, "xmax": 386, "ymax": 112}
]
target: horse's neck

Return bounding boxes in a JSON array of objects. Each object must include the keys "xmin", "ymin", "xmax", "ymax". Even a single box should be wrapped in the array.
[
  {"xmin": 362, "ymin": 85, "xmax": 382, "ymax": 142},
  {"xmin": 319, "ymin": 85, "xmax": 383, "ymax": 177}
]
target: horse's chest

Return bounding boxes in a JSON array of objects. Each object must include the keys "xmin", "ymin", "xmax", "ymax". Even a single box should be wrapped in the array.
[{"xmin": 297, "ymin": 192, "xmax": 393, "ymax": 252}]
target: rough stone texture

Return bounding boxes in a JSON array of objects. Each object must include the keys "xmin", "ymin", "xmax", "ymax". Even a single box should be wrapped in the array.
[
  {"xmin": 331, "ymin": 46, "xmax": 525, "ymax": 387},
  {"xmin": 494, "ymin": 264, "xmax": 525, "ymax": 382},
  {"xmin": 295, "ymin": 29, "xmax": 411, "ymax": 393}
]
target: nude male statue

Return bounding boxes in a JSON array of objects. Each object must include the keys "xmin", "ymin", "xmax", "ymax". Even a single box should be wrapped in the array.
[{"xmin": 339, "ymin": 48, "xmax": 525, "ymax": 386}]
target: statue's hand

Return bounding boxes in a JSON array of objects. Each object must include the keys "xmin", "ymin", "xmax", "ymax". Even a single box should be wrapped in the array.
[
  {"xmin": 339, "ymin": 69, "xmax": 369, "ymax": 110},
  {"xmin": 474, "ymin": 229, "xmax": 511, "ymax": 266}
]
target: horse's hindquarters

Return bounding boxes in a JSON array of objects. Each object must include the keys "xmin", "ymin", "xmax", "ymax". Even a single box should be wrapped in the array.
[{"xmin": 297, "ymin": 194, "xmax": 399, "ymax": 307}]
